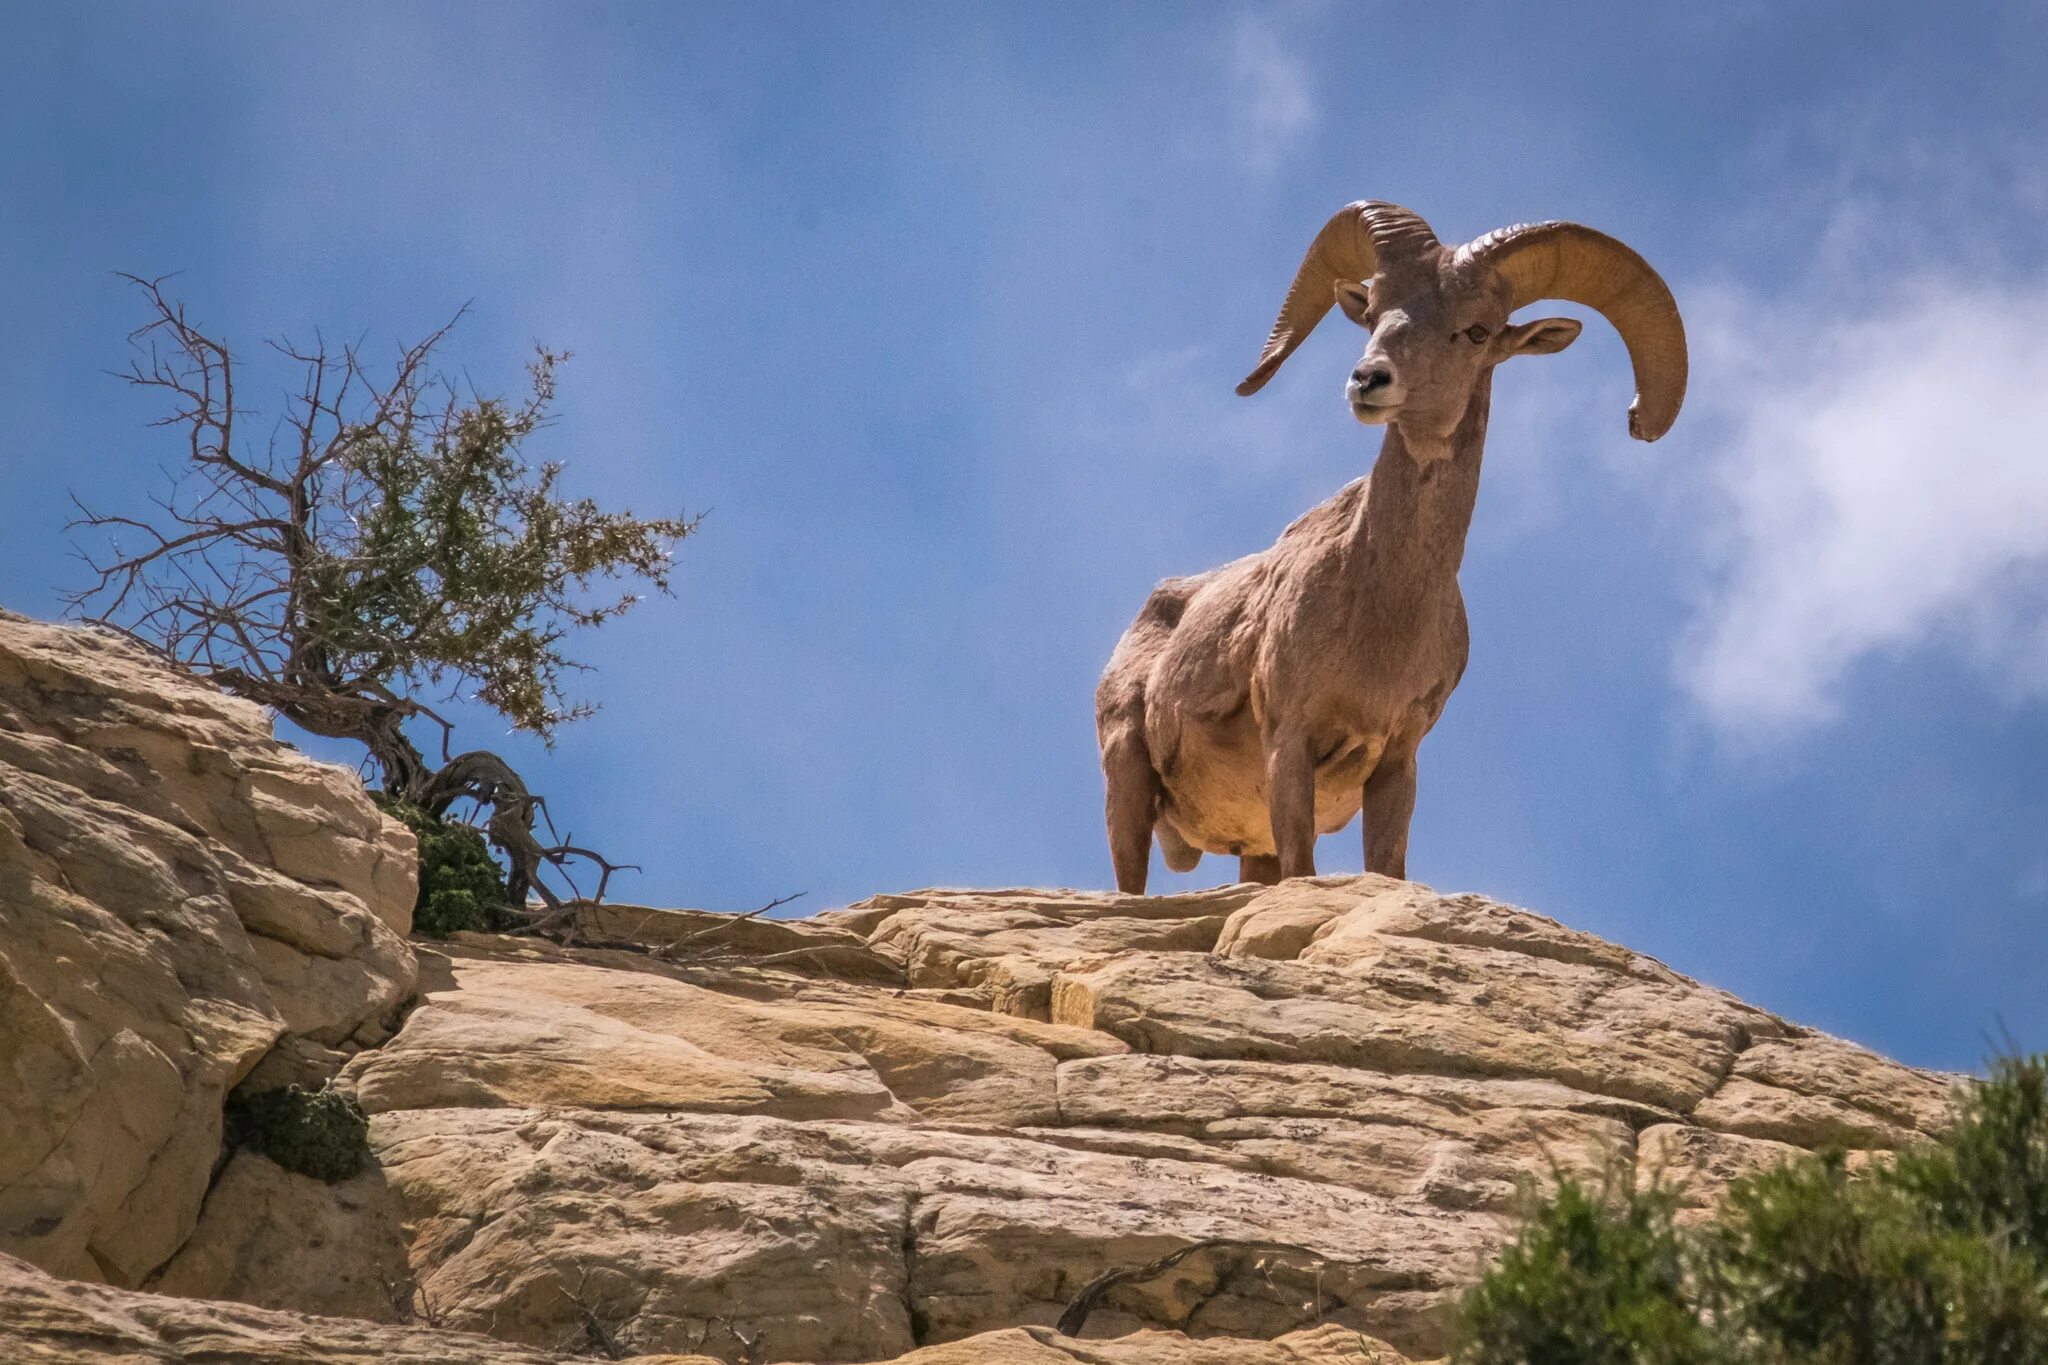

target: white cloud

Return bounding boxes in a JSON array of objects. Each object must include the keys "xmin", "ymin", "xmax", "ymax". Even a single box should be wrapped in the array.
[
  {"xmin": 1222, "ymin": 12, "xmax": 1315, "ymax": 173},
  {"xmin": 1678, "ymin": 277, "xmax": 2048, "ymax": 732}
]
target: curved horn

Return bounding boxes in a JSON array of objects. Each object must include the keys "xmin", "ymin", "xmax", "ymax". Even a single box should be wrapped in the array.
[
  {"xmin": 1463, "ymin": 222, "xmax": 1688, "ymax": 441},
  {"xmin": 1237, "ymin": 201, "xmax": 1439, "ymax": 397}
]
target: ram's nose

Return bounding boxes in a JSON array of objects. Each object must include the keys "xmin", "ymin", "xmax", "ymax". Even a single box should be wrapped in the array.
[
  {"xmin": 1351, "ymin": 364, "xmax": 1396, "ymax": 396},
  {"xmin": 1347, "ymin": 363, "xmax": 1405, "ymax": 418}
]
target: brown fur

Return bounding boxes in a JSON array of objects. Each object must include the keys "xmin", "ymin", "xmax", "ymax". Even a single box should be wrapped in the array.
[{"xmin": 1097, "ymin": 216, "xmax": 1663, "ymax": 893}]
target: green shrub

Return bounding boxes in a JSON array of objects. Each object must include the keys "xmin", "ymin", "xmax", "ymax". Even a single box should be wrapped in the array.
[
  {"xmin": 1703, "ymin": 1153, "xmax": 2048, "ymax": 1363},
  {"xmin": 224, "ymin": 1085, "xmax": 371, "ymax": 1182},
  {"xmin": 376, "ymin": 797, "xmax": 518, "ymax": 937},
  {"xmin": 1455, "ymin": 1166, "xmax": 1723, "ymax": 1365},
  {"xmin": 1453, "ymin": 1055, "xmax": 2048, "ymax": 1363},
  {"xmin": 1896, "ymin": 1052, "xmax": 2048, "ymax": 1257}
]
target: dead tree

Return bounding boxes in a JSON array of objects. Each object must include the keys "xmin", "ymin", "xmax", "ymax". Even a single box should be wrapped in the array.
[{"xmin": 71, "ymin": 275, "xmax": 696, "ymax": 910}]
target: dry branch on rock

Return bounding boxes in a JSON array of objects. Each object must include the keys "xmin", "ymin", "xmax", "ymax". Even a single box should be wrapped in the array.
[
  {"xmin": 68, "ymin": 276, "xmax": 695, "ymax": 915},
  {"xmin": 1056, "ymin": 1240, "xmax": 1339, "ymax": 1337}
]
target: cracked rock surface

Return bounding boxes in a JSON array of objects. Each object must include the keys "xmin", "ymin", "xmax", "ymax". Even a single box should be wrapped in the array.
[
  {"xmin": 0, "ymin": 615, "xmax": 1956, "ymax": 1364},
  {"xmin": 0, "ymin": 612, "xmax": 417, "ymax": 1286},
  {"xmin": 143, "ymin": 880, "xmax": 1949, "ymax": 1363},
  {"xmin": 0, "ymin": 1247, "xmax": 1394, "ymax": 1363}
]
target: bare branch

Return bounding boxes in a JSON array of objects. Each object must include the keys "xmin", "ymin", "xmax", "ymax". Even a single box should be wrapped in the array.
[
  {"xmin": 556, "ymin": 1268, "xmax": 629, "ymax": 1360},
  {"xmin": 1055, "ymin": 1240, "xmax": 1345, "ymax": 1338},
  {"xmin": 653, "ymin": 893, "xmax": 807, "ymax": 959},
  {"xmin": 73, "ymin": 280, "xmax": 690, "ymax": 933}
]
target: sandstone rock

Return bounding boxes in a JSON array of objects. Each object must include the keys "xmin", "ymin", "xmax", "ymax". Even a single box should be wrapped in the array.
[
  {"xmin": 1691, "ymin": 1076, "xmax": 1922, "ymax": 1149},
  {"xmin": 1054, "ymin": 1055, "xmax": 1644, "ymax": 1210},
  {"xmin": 356, "ymin": 1103, "xmax": 1468, "ymax": 1360},
  {"xmin": 99, "ymin": 877, "xmax": 1887, "ymax": 1360},
  {"xmin": 0, "ymin": 674, "xmax": 1958, "ymax": 1365},
  {"xmin": 1050, "ymin": 947, "xmax": 1755, "ymax": 1114},
  {"xmin": 878, "ymin": 1323, "xmax": 1424, "ymax": 1363},
  {"xmin": 369, "ymin": 1106, "xmax": 922, "ymax": 1360},
  {"xmin": 1720, "ymin": 1035, "xmax": 1957, "ymax": 1137},
  {"xmin": 0, "ymin": 1249, "xmax": 709, "ymax": 1362},
  {"xmin": 271, "ymin": 878, "xmax": 1946, "ymax": 1361},
  {"xmin": 1210, "ymin": 878, "xmax": 1371, "ymax": 960},
  {"xmin": 145, "ymin": 1152, "xmax": 413, "ymax": 1320},
  {"xmin": 311, "ymin": 930, "xmax": 1487, "ymax": 1358},
  {"xmin": 1636, "ymin": 1124, "xmax": 1808, "ymax": 1223},
  {"xmin": 345, "ymin": 941, "xmax": 1121, "ymax": 1126},
  {"xmin": 0, "ymin": 613, "xmax": 417, "ymax": 1286},
  {"xmin": 844, "ymin": 884, "xmax": 1269, "ymax": 1017},
  {"xmin": 565, "ymin": 901, "xmax": 905, "ymax": 985},
  {"xmin": 3, "ymin": 1248, "xmax": 1418, "ymax": 1362}
]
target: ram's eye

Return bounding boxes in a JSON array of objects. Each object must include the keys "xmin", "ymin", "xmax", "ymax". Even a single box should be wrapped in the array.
[{"xmin": 1463, "ymin": 325, "xmax": 1491, "ymax": 344}]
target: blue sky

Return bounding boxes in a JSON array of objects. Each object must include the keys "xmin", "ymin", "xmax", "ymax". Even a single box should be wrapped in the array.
[{"xmin": 3, "ymin": 2, "xmax": 2045, "ymax": 1072}]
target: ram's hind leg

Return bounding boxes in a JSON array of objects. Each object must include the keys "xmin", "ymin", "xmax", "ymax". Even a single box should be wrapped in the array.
[
  {"xmin": 1362, "ymin": 750, "xmax": 1418, "ymax": 880},
  {"xmin": 1238, "ymin": 854, "xmax": 1281, "ymax": 885},
  {"xmin": 1102, "ymin": 729, "xmax": 1162, "ymax": 895},
  {"xmin": 1264, "ymin": 727, "xmax": 1318, "ymax": 881}
]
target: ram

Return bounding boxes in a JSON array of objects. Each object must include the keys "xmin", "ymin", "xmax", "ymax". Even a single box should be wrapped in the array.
[{"xmin": 1096, "ymin": 201, "xmax": 1687, "ymax": 892}]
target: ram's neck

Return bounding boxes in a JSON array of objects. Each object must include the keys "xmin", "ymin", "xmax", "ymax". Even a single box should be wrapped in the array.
[{"xmin": 1349, "ymin": 372, "xmax": 1492, "ymax": 611}]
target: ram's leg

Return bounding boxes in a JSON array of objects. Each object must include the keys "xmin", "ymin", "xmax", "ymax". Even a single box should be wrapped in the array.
[
  {"xmin": 1264, "ymin": 728, "xmax": 1318, "ymax": 881},
  {"xmin": 1102, "ymin": 730, "xmax": 1160, "ymax": 895},
  {"xmin": 1361, "ymin": 751, "xmax": 1417, "ymax": 880},
  {"xmin": 1238, "ymin": 854, "xmax": 1281, "ymax": 885}
]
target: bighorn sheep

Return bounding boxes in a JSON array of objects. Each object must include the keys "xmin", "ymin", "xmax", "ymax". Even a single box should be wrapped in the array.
[{"xmin": 1096, "ymin": 201, "xmax": 1687, "ymax": 892}]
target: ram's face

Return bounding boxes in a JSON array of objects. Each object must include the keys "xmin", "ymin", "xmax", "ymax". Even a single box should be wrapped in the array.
[
  {"xmin": 1333, "ymin": 258, "xmax": 1584, "ymax": 447},
  {"xmin": 1236, "ymin": 203, "xmax": 1686, "ymax": 449}
]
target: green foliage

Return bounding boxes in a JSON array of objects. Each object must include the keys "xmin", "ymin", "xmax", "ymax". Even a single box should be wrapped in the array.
[
  {"xmin": 1453, "ymin": 1056, "xmax": 2048, "ymax": 1364},
  {"xmin": 1703, "ymin": 1153, "xmax": 2048, "ymax": 1363},
  {"xmin": 224, "ymin": 1085, "xmax": 371, "ymax": 1183},
  {"xmin": 308, "ymin": 350, "xmax": 695, "ymax": 743},
  {"xmin": 74, "ymin": 285, "xmax": 694, "ymax": 787},
  {"xmin": 1455, "ymin": 1166, "xmax": 1725, "ymax": 1365},
  {"xmin": 76, "ymin": 286, "xmax": 688, "ymax": 906},
  {"xmin": 1896, "ymin": 1052, "xmax": 2048, "ymax": 1256},
  {"xmin": 377, "ymin": 798, "xmax": 517, "ymax": 937}
]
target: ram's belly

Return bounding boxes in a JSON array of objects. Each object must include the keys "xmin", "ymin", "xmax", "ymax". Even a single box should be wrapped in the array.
[{"xmin": 1160, "ymin": 719, "xmax": 1377, "ymax": 857}]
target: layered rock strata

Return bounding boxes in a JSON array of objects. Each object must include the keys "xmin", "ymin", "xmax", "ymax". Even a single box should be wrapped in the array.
[
  {"xmin": 156, "ymin": 881, "xmax": 1948, "ymax": 1362},
  {"xmin": 0, "ymin": 614, "xmax": 1956, "ymax": 1363}
]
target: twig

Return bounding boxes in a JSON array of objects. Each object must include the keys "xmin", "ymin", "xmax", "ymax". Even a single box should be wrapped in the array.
[
  {"xmin": 1055, "ymin": 1239, "xmax": 1335, "ymax": 1338},
  {"xmin": 653, "ymin": 893, "xmax": 806, "ymax": 959},
  {"xmin": 559, "ymin": 1268, "xmax": 628, "ymax": 1360},
  {"xmin": 711, "ymin": 1316, "xmax": 762, "ymax": 1365},
  {"xmin": 540, "ymin": 843, "xmax": 639, "ymax": 912},
  {"xmin": 380, "ymin": 1273, "xmax": 442, "ymax": 1327}
]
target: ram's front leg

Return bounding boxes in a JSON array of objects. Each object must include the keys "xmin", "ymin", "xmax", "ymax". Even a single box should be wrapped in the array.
[
  {"xmin": 1263, "ymin": 727, "xmax": 1317, "ymax": 881},
  {"xmin": 1361, "ymin": 750, "xmax": 1417, "ymax": 880}
]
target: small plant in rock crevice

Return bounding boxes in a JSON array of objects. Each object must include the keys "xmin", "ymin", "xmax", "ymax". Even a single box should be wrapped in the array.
[{"xmin": 223, "ymin": 1084, "xmax": 372, "ymax": 1183}]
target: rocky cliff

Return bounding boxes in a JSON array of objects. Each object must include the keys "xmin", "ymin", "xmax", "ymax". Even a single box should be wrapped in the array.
[
  {"xmin": 0, "ymin": 614, "xmax": 1955, "ymax": 1364},
  {"xmin": 0, "ymin": 611, "xmax": 416, "ymax": 1290}
]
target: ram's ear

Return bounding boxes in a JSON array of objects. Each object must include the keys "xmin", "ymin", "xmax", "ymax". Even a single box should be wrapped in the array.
[
  {"xmin": 1334, "ymin": 280, "xmax": 1373, "ymax": 326},
  {"xmin": 1499, "ymin": 316, "xmax": 1582, "ymax": 357}
]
